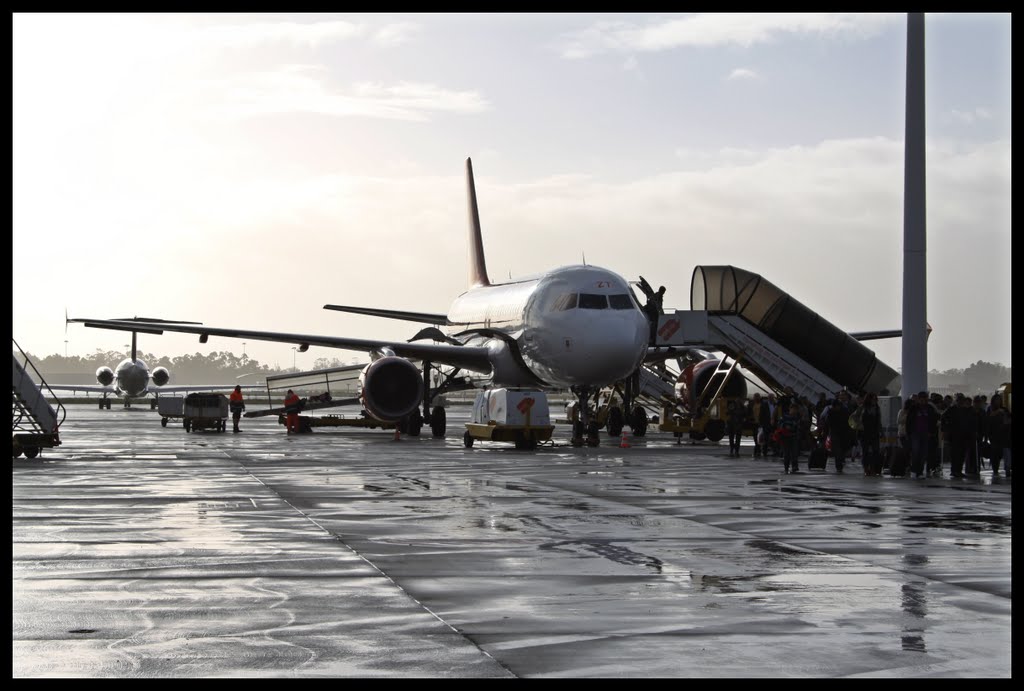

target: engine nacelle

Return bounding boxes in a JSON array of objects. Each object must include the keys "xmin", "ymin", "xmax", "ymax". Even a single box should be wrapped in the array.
[
  {"xmin": 675, "ymin": 358, "xmax": 747, "ymax": 408},
  {"xmin": 358, "ymin": 356, "xmax": 424, "ymax": 421},
  {"xmin": 96, "ymin": 366, "xmax": 115, "ymax": 387},
  {"xmin": 151, "ymin": 367, "xmax": 170, "ymax": 387}
]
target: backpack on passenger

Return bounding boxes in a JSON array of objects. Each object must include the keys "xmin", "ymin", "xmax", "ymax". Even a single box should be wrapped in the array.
[
  {"xmin": 808, "ymin": 446, "xmax": 828, "ymax": 470},
  {"xmin": 887, "ymin": 446, "xmax": 908, "ymax": 477}
]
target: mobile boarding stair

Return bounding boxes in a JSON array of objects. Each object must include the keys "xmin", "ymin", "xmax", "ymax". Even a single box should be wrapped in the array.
[
  {"xmin": 651, "ymin": 265, "xmax": 902, "ymax": 402},
  {"xmin": 12, "ymin": 339, "xmax": 66, "ymax": 458}
]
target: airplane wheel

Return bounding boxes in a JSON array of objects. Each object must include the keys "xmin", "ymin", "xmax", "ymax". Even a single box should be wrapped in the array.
[
  {"xmin": 13, "ymin": 443, "xmax": 23, "ymax": 458},
  {"xmin": 463, "ymin": 431, "xmax": 474, "ymax": 448},
  {"xmin": 124, "ymin": 400, "xmax": 130, "ymax": 408},
  {"xmin": 705, "ymin": 419, "xmax": 725, "ymax": 443},
  {"xmin": 407, "ymin": 408, "xmax": 423, "ymax": 437},
  {"xmin": 99, "ymin": 400, "xmax": 105, "ymax": 410},
  {"xmin": 184, "ymin": 420, "xmax": 191, "ymax": 432},
  {"xmin": 430, "ymin": 406, "xmax": 446, "ymax": 438},
  {"xmin": 606, "ymin": 406, "xmax": 624, "ymax": 437},
  {"xmin": 106, "ymin": 400, "xmax": 112, "ymax": 410},
  {"xmin": 161, "ymin": 418, "xmax": 168, "ymax": 427},
  {"xmin": 23, "ymin": 447, "xmax": 39, "ymax": 459},
  {"xmin": 151, "ymin": 400, "xmax": 157, "ymax": 410},
  {"xmin": 630, "ymin": 406, "xmax": 648, "ymax": 437}
]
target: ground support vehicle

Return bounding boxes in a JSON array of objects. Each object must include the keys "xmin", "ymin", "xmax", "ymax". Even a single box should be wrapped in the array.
[
  {"xmin": 278, "ymin": 413, "xmax": 397, "ymax": 433},
  {"xmin": 658, "ymin": 396, "xmax": 733, "ymax": 443},
  {"xmin": 181, "ymin": 393, "xmax": 229, "ymax": 433},
  {"xmin": 12, "ymin": 431, "xmax": 60, "ymax": 459},
  {"xmin": 157, "ymin": 396, "xmax": 185, "ymax": 428},
  {"xmin": 464, "ymin": 389, "xmax": 554, "ymax": 450},
  {"xmin": 12, "ymin": 340, "xmax": 66, "ymax": 458}
]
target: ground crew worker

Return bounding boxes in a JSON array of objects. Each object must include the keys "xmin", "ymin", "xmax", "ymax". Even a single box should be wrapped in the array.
[
  {"xmin": 637, "ymin": 276, "xmax": 666, "ymax": 344},
  {"xmin": 229, "ymin": 385, "xmax": 245, "ymax": 433},
  {"xmin": 284, "ymin": 389, "xmax": 302, "ymax": 434}
]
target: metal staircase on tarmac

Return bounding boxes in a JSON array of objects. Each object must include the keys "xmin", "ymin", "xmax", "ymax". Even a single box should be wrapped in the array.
[
  {"xmin": 705, "ymin": 314, "xmax": 841, "ymax": 400},
  {"xmin": 12, "ymin": 339, "xmax": 65, "ymax": 458}
]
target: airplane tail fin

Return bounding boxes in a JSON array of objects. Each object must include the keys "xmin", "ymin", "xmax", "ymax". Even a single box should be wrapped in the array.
[
  {"xmin": 130, "ymin": 330, "xmax": 137, "ymax": 362},
  {"xmin": 466, "ymin": 157, "xmax": 491, "ymax": 288}
]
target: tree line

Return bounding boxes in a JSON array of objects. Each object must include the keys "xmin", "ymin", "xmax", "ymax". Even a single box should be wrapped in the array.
[{"xmin": 25, "ymin": 349, "xmax": 1010, "ymax": 395}]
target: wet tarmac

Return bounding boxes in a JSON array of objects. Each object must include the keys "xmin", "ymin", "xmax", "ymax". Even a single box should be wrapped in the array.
[{"xmin": 12, "ymin": 406, "xmax": 1012, "ymax": 678}]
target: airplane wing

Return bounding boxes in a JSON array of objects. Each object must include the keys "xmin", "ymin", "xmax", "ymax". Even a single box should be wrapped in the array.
[
  {"xmin": 69, "ymin": 318, "xmax": 494, "ymax": 374},
  {"xmin": 323, "ymin": 304, "xmax": 453, "ymax": 325},
  {"xmin": 849, "ymin": 329, "xmax": 902, "ymax": 341},
  {"xmin": 46, "ymin": 384, "xmax": 116, "ymax": 394},
  {"xmin": 154, "ymin": 384, "xmax": 264, "ymax": 393}
]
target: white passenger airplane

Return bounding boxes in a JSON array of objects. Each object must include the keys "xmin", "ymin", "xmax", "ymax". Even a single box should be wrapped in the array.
[
  {"xmin": 69, "ymin": 158, "xmax": 651, "ymax": 443},
  {"xmin": 49, "ymin": 325, "xmax": 261, "ymax": 409}
]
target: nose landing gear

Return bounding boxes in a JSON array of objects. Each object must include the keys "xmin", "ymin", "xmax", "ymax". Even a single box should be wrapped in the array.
[{"xmin": 570, "ymin": 386, "xmax": 601, "ymax": 447}]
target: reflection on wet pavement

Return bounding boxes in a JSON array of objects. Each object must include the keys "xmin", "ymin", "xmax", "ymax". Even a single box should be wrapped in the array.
[{"xmin": 12, "ymin": 408, "xmax": 1011, "ymax": 678}]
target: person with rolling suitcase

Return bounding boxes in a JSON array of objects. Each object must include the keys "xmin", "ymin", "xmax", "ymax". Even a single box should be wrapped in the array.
[
  {"xmin": 888, "ymin": 444, "xmax": 909, "ymax": 477},
  {"xmin": 906, "ymin": 391, "xmax": 939, "ymax": 479},
  {"xmin": 809, "ymin": 440, "xmax": 828, "ymax": 470},
  {"xmin": 860, "ymin": 393, "xmax": 883, "ymax": 476}
]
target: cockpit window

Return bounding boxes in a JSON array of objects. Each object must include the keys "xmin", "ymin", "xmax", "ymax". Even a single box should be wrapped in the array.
[
  {"xmin": 551, "ymin": 293, "xmax": 578, "ymax": 311},
  {"xmin": 608, "ymin": 294, "xmax": 634, "ymax": 310},
  {"xmin": 579, "ymin": 294, "xmax": 608, "ymax": 309}
]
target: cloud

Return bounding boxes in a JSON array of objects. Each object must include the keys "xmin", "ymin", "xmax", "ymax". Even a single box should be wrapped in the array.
[
  {"xmin": 559, "ymin": 13, "xmax": 900, "ymax": 58},
  {"xmin": 949, "ymin": 107, "xmax": 993, "ymax": 125},
  {"xmin": 373, "ymin": 22, "xmax": 420, "ymax": 46},
  {"xmin": 727, "ymin": 67, "xmax": 758, "ymax": 80},
  {"xmin": 194, "ymin": 68, "xmax": 490, "ymax": 122},
  {"xmin": 190, "ymin": 19, "xmax": 367, "ymax": 49}
]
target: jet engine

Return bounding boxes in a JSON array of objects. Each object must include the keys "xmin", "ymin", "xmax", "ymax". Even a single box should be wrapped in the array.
[
  {"xmin": 358, "ymin": 356, "xmax": 424, "ymax": 421},
  {"xmin": 151, "ymin": 367, "xmax": 170, "ymax": 387},
  {"xmin": 675, "ymin": 358, "xmax": 747, "ymax": 409},
  {"xmin": 95, "ymin": 366, "xmax": 115, "ymax": 387}
]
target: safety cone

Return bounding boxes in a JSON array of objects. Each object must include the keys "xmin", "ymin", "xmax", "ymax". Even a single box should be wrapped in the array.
[{"xmin": 620, "ymin": 429, "xmax": 630, "ymax": 448}]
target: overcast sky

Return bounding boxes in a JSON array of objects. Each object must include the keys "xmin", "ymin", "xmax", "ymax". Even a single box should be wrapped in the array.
[{"xmin": 12, "ymin": 12, "xmax": 1011, "ymax": 376}]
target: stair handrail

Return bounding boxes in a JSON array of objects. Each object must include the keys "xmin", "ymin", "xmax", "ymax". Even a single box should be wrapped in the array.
[{"xmin": 11, "ymin": 338, "xmax": 67, "ymax": 434}]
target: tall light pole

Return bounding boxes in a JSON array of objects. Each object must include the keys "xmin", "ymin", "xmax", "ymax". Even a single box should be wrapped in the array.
[
  {"xmin": 901, "ymin": 12, "xmax": 927, "ymax": 400},
  {"xmin": 64, "ymin": 340, "xmax": 68, "ymax": 358},
  {"xmin": 242, "ymin": 342, "xmax": 247, "ymax": 358},
  {"xmin": 292, "ymin": 347, "xmax": 297, "ymax": 371}
]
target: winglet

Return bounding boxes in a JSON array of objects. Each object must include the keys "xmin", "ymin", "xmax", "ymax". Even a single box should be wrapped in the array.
[{"xmin": 466, "ymin": 157, "xmax": 491, "ymax": 288}]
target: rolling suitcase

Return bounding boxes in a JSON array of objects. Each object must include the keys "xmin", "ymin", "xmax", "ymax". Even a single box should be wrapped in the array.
[
  {"xmin": 864, "ymin": 449, "xmax": 884, "ymax": 476},
  {"xmin": 888, "ymin": 446, "xmax": 908, "ymax": 477},
  {"xmin": 809, "ymin": 446, "xmax": 828, "ymax": 470}
]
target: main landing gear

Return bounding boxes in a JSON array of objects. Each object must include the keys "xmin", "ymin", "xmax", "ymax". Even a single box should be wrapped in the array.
[{"xmin": 99, "ymin": 397, "xmax": 111, "ymax": 410}]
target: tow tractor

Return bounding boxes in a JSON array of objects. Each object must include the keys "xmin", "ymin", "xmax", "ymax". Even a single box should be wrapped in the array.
[{"xmin": 464, "ymin": 389, "xmax": 555, "ymax": 450}]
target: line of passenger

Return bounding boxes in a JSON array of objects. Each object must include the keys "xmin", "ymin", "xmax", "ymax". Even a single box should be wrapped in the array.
[{"xmin": 730, "ymin": 388, "xmax": 1011, "ymax": 480}]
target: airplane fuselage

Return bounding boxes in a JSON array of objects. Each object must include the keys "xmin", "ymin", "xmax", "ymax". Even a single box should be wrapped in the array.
[
  {"xmin": 447, "ymin": 265, "xmax": 649, "ymax": 389},
  {"xmin": 112, "ymin": 358, "xmax": 151, "ymax": 398}
]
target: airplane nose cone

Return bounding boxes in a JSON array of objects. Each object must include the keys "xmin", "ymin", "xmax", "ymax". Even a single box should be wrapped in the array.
[{"xmin": 567, "ymin": 316, "xmax": 648, "ymax": 384}]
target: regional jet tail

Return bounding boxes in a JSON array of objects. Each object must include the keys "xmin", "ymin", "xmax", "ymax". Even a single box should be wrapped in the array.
[{"xmin": 69, "ymin": 158, "xmax": 651, "ymax": 443}]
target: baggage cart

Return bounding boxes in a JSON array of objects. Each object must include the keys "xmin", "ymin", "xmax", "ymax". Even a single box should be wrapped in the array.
[
  {"xmin": 157, "ymin": 396, "xmax": 184, "ymax": 428},
  {"xmin": 181, "ymin": 393, "xmax": 229, "ymax": 433}
]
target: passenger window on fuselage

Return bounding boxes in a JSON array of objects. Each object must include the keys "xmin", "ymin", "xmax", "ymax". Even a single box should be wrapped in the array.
[
  {"xmin": 608, "ymin": 294, "xmax": 634, "ymax": 309},
  {"xmin": 551, "ymin": 293, "xmax": 578, "ymax": 311},
  {"xmin": 579, "ymin": 294, "xmax": 608, "ymax": 309}
]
